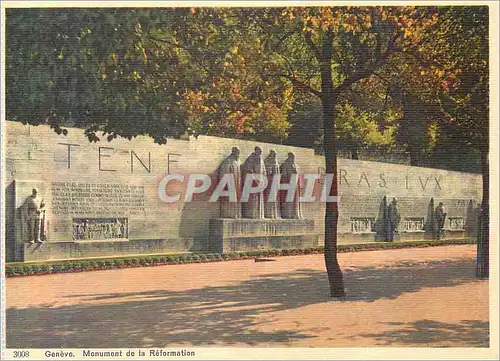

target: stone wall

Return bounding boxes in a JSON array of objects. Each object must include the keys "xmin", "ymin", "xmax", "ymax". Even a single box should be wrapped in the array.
[{"xmin": 3, "ymin": 121, "xmax": 482, "ymax": 261}]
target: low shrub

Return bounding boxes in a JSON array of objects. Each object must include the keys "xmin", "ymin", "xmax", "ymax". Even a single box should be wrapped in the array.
[{"xmin": 5, "ymin": 238, "xmax": 475, "ymax": 277}]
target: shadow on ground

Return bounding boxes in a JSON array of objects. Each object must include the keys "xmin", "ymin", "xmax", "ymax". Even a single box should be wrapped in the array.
[
  {"xmin": 354, "ymin": 319, "xmax": 489, "ymax": 347},
  {"xmin": 7, "ymin": 258, "xmax": 488, "ymax": 347}
]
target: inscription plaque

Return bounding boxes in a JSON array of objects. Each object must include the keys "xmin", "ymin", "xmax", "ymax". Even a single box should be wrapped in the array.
[
  {"xmin": 52, "ymin": 182, "xmax": 145, "ymax": 216},
  {"xmin": 404, "ymin": 217, "xmax": 425, "ymax": 231},
  {"xmin": 351, "ymin": 217, "xmax": 375, "ymax": 233},
  {"xmin": 447, "ymin": 217, "xmax": 465, "ymax": 230},
  {"xmin": 73, "ymin": 218, "xmax": 128, "ymax": 241}
]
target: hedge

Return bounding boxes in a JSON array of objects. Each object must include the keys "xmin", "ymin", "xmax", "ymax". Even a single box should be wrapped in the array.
[{"xmin": 5, "ymin": 238, "xmax": 476, "ymax": 277}]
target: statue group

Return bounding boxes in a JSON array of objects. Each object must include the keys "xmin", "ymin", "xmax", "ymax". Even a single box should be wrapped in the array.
[
  {"xmin": 218, "ymin": 146, "xmax": 302, "ymax": 220},
  {"xmin": 380, "ymin": 196, "xmax": 448, "ymax": 241}
]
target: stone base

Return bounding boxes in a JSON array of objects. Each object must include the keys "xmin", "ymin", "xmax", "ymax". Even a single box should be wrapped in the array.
[
  {"xmin": 338, "ymin": 230, "xmax": 467, "ymax": 243},
  {"xmin": 20, "ymin": 238, "xmax": 194, "ymax": 262},
  {"xmin": 443, "ymin": 229, "xmax": 467, "ymax": 238},
  {"xmin": 209, "ymin": 218, "xmax": 317, "ymax": 253}
]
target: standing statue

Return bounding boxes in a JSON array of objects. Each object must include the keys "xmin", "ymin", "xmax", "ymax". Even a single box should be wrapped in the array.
[
  {"xmin": 21, "ymin": 188, "xmax": 47, "ymax": 243},
  {"xmin": 387, "ymin": 197, "xmax": 401, "ymax": 242},
  {"xmin": 241, "ymin": 146, "xmax": 267, "ymax": 219},
  {"xmin": 280, "ymin": 152, "xmax": 302, "ymax": 219},
  {"xmin": 264, "ymin": 149, "xmax": 281, "ymax": 219},
  {"xmin": 435, "ymin": 202, "xmax": 447, "ymax": 239},
  {"xmin": 218, "ymin": 147, "xmax": 242, "ymax": 218}
]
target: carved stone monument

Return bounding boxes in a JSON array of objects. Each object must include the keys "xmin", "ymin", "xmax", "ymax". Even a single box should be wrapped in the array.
[
  {"xmin": 218, "ymin": 147, "xmax": 242, "ymax": 219},
  {"xmin": 280, "ymin": 152, "xmax": 302, "ymax": 219},
  {"xmin": 209, "ymin": 148, "xmax": 315, "ymax": 253},
  {"xmin": 241, "ymin": 146, "xmax": 266, "ymax": 219},
  {"xmin": 3, "ymin": 121, "xmax": 482, "ymax": 262},
  {"xmin": 264, "ymin": 149, "xmax": 281, "ymax": 219}
]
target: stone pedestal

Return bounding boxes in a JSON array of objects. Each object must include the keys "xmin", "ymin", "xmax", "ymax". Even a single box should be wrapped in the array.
[
  {"xmin": 209, "ymin": 218, "xmax": 317, "ymax": 253},
  {"xmin": 21, "ymin": 238, "xmax": 194, "ymax": 262}
]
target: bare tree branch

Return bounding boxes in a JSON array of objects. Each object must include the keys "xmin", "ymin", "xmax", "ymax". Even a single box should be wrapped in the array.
[
  {"xmin": 304, "ymin": 31, "xmax": 322, "ymax": 60},
  {"xmin": 282, "ymin": 74, "xmax": 322, "ymax": 97},
  {"xmin": 336, "ymin": 31, "xmax": 401, "ymax": 94}
]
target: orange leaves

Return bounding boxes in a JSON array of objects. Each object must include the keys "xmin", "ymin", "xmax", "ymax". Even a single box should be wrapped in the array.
[
  {"xmin": 310, "ymin": 16, "xmax": 320, "ymax": 28},
  {"xmin": 435, "ymin": 69, "xmax": 445, "ymax": 78}
]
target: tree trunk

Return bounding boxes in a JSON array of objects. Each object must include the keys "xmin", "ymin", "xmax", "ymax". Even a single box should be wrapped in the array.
[
  {"xmin": 351, "ymin": 148, "xmax": 359, "ymax": 160},
  {"xmin": 409, "ymin": 146, "xmax": 420, "ymax": 166},
  {"xmin": 320, "ymin": 32, "xmax": 345, "ymax": 298},
  {"xmin": 477, "ymin": 148, "xmax": 489, "ymax": 278}
]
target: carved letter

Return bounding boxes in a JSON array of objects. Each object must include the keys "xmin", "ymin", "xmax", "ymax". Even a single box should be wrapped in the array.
[
  {"xmin": 358, "ymin": 172, "xmax": 371, "ymax": 187},
  {"xmin": 339, "ymin": 168, "xmax": 350, "ymax": 186},
  {"xmin": 434, "ymin": 176, "xmax": 442, "ymax": 190},
  {"xmin": 58, "ymin": 143, "xmax": 80, "ymax": 169},
  {"xmin": 405, "ymin": 175, "xmax": 410, "ymax": 189},
  {"xmin": 99, "ymin": 147, "xmax": 116, "ymax": 171},
  {"xmin": 419, "ymin": 176, "xmax": 430, "ymax": 190},
  {"xmin": 166, "ymin": 153, "xmax": 181, "ymax": 174},
  {"xmin": 378, "ymin": 173, "xmax": 387, "ymax": 188},
  {"xmin": 131, "ymin": 151, "xmax": 151, "ymax": 173}
]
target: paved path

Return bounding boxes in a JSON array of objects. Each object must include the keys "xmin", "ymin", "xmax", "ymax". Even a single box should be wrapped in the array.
[{"xmin": 6, "ymin": 245, "xmax": 488, "ymax": 347}]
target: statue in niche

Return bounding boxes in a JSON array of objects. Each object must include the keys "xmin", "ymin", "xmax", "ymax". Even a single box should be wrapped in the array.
[
  {"xmin": 387, "ymin": 197, "xmax": 401, "ymax": 241},
  {"xmin": 435, "ymin": 202, "xmax": 447, "ymax": 239},
  {"xmin": 264, "ymin": 149, "xmax": 281, "ymax": 219},
  {"xmin": 241, "ymin": 146, "xmax": 267, "ymax": 219},
  {"xmin": 280, "ymin": 152, "xmax": 302, "ymax": 219},
  {"xmin": 21, "ymin": 188, "xmax": 47, "ymax": 243},
  {"xmin": 218, "ymin": 147, "xmax": 242, "ymax": 218}
]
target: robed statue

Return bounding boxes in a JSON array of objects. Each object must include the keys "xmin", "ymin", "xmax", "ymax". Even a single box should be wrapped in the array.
[
  {"xmin": 218, "ymin": 147, "xmax": 242, "ymax": 218},
  {"xmin": 241, "ymin": 146, "xmax": 267, "ymax": 219},
  {"xmin": 387, "ymin": 197, "xmax": 401, "ymax": 241},
  {"xmin": 435, "ymin": 202, "xmax": 447, "ymax": 239},
  {"xmin": 264, "ymin": 150, "xmax": 281, "ymax": 219},
  {"xmin": 280, "ymin": 152, "xmax": 302, "ymax": 219}
]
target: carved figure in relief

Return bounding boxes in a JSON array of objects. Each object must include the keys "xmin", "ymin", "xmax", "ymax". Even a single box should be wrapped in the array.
[
  {"xmin": 435, "ymin": 202, "xmax": 447, "ymax": 239},
  {"xmin": 115, "ymin": 219, "xmax": 124, "ymax": 237},
  {"xmin": 387, "ymin": 197, "xmax": 401, "ymax": 241},
  {"xmin": 21, "ymin": 188, "xmax": 47, "ymax": 243},
  {"xmin": 264, "ymin": 149, "xmax": 281, "ymax": 219},
  {"xmin": 280, "ymin": 152, "xmax": 302, "ymax": 219},
  {"xmin": 241, "ymin": 146, "xmax": 267, "ymax": 219},
  {"xmin": 352, "ymin": 218, "xmax": 376, "ymax": 233},
  {"xmin": 449, "ymin": 217, "xmax": 464, "ymax": 230},
  {"xmin": 218, "ymin": 147, "xmax": 242, "ymax": 218}
]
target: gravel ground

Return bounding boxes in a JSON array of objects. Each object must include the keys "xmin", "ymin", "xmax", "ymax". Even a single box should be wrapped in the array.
[{"xmin": 6, "ymin": 244, "xmax": 488, "ymax": 348}]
